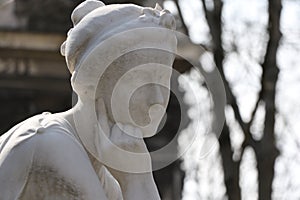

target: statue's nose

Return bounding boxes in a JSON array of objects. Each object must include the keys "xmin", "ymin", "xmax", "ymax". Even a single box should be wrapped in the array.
[
  {"xmin": 159, "ymin": 10, "xmax": 176, "ymax": 30},
  {"xmin": 148, "ymin": 84, "xmax": 165, "ymax": 106}
]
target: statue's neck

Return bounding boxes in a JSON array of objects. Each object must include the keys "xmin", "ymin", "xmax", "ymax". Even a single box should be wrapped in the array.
[{"xmin": 64, "ymin": 97, "xmax": 112, "ymax": 162}]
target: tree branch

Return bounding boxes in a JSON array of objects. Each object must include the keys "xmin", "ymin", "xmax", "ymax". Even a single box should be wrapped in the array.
[
  {"xmin": 173, "ymin": 0, "xmax": 189, "ymax": 36},
  {"xmin": 201, "ymin": 0, "xmax": 255, "ymax": 147},
  {"xmin": 200, "ymin": 1, "xmax": 244, "ymax": 199},
  {"xmin": 255, "ymin": 0, "xmax": 282, "ymax": 199},
  {"xmin": 219, "ymin": 123, "xmax": 241, "ymax": 200},
  {"xmin": 260, "ymin": 0, "xmax": 282, "ymax": 143}
]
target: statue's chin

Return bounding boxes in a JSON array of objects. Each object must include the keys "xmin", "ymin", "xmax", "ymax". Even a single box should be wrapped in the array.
[{"xmin": 111, "ymin": 104, "xmax": 166, "ymax": 138}]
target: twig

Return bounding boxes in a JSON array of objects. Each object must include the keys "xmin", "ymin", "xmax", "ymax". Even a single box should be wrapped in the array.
[{"xmin": 173, "ymin": 0, "xmax": 190, "ymax": 36}]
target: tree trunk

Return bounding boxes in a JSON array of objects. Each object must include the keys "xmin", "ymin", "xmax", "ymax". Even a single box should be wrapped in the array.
[
  {"xmin": 256, "ymin": 143, "xmax": 279, "ymax": 200},
  {"xmin": 255, "ymin": 0, "xmax": 282, "ymax": 199},
  {"xmin": 219, "ymin": 124, "xmax": 241, "ymax": 200}
]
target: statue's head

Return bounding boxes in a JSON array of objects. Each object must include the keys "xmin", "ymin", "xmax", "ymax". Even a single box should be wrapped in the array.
[{"xmin": 61, "ymin": 0, "xmax": 177, "ymax": 137}]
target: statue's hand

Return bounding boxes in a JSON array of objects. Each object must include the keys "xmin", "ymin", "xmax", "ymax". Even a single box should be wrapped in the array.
[
  {"xmin": 107, "ymin": 124, "xmax": 160, "ymax": 200},
  {"xmin": 110, "ymin": 123, "xmax": 149, "ymax": 153},
  {"xmin": 96, "ymin": 98, "xmax": 160, "ymax": 200},
  {"xmin": 96, "ymin": 97, "xmax": 149, "ymax": 155}
]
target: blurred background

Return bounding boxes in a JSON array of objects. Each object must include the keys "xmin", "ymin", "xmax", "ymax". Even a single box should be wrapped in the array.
[{"xmin": 0, "ymin": 0, "xmax": 299, "ymax": 199}]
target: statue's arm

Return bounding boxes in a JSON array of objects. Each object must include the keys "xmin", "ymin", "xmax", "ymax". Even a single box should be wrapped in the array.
[
  {"xmin": 96, "ymin": 99, "xmax": 160, "ymax": 200},
  {"xmin": 105, "ymin": 124, "xmax": 161, "ymax": 200},
  {"xmin": 0, "ymin": 133, "xmax": 35, "ymax": 200},
  {"xmin": 0, "ymin": 129, "xmax": 109, "ymax": 200},
  {"xmin": 109, "ymin": 169, "xmax": 161, "ymax": 200},
  {"xmin": 32, "ymin": 129, "xmax": 110, "ymax": 200}
]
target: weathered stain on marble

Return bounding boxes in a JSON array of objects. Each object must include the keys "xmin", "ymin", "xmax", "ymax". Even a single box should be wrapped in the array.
[{"xmin": 19, "ymin": 165, "xmax": 83, "ymax": 200}]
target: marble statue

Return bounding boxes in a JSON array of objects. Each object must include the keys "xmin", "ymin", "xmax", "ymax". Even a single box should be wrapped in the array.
[{"xmin": 0, "ymin": 0, "xmax": 177, "ymax": 199}]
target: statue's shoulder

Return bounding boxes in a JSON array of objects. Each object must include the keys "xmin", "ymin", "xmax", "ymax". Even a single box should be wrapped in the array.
[{"xmin": 0, "ymin": 112, "xmax": 84, "ymax": 160}]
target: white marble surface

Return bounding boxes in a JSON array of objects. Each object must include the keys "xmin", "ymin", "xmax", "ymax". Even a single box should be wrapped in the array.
[{"xmin": 0, "ymin": 1, "xmax": 177, "ymax": 199}]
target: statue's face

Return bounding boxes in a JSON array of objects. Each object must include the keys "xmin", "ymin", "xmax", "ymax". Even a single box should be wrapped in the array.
[
  {"xmin": 67, "ymin": 3, "xmax": 177, "ymax": 137},
  {"xmin": 97, "ymin": 49, "xmax": 174, "ymax": 137}
]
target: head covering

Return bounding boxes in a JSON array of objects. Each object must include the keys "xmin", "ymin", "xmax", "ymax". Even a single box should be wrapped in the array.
[{"xmin": 61, "ymin": 0, "xmax": 176, "ymax": 74}]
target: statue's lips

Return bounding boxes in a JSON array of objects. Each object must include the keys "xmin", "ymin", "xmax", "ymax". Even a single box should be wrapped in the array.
[
  {"xmin": 148, "ymin": 104, "xmax": 165, "ymax": 119},
  {"xmin": 113, "ymin": 104, "xmax": 165, "ymax": 138}
]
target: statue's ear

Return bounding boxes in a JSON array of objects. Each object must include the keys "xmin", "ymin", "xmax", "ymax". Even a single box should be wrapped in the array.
[
  {"xmin": 60, "ymin": 28, "xmax": 73, "ymax": 57},
  {"xmin": 71, "ymin": 0, "xmax": 105, "ymax": 25},
  {"xmin": 60, "ymin": 41, "xmax": 66, "ymax": 56}
]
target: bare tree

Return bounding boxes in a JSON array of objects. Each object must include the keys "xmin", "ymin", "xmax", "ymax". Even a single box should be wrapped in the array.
[{"xmin": 175, "ymin": 0, "xmax": 282, "ymax": 199}]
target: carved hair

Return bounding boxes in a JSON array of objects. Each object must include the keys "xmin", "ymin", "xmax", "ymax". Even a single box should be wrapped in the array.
[
  {"xmin": 60, "ymin": 0, "xmax": 175, "ymax": 74},
  {"xmin": 61, "ymin": 1, "xmax": 142, "ymax": 73}
]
